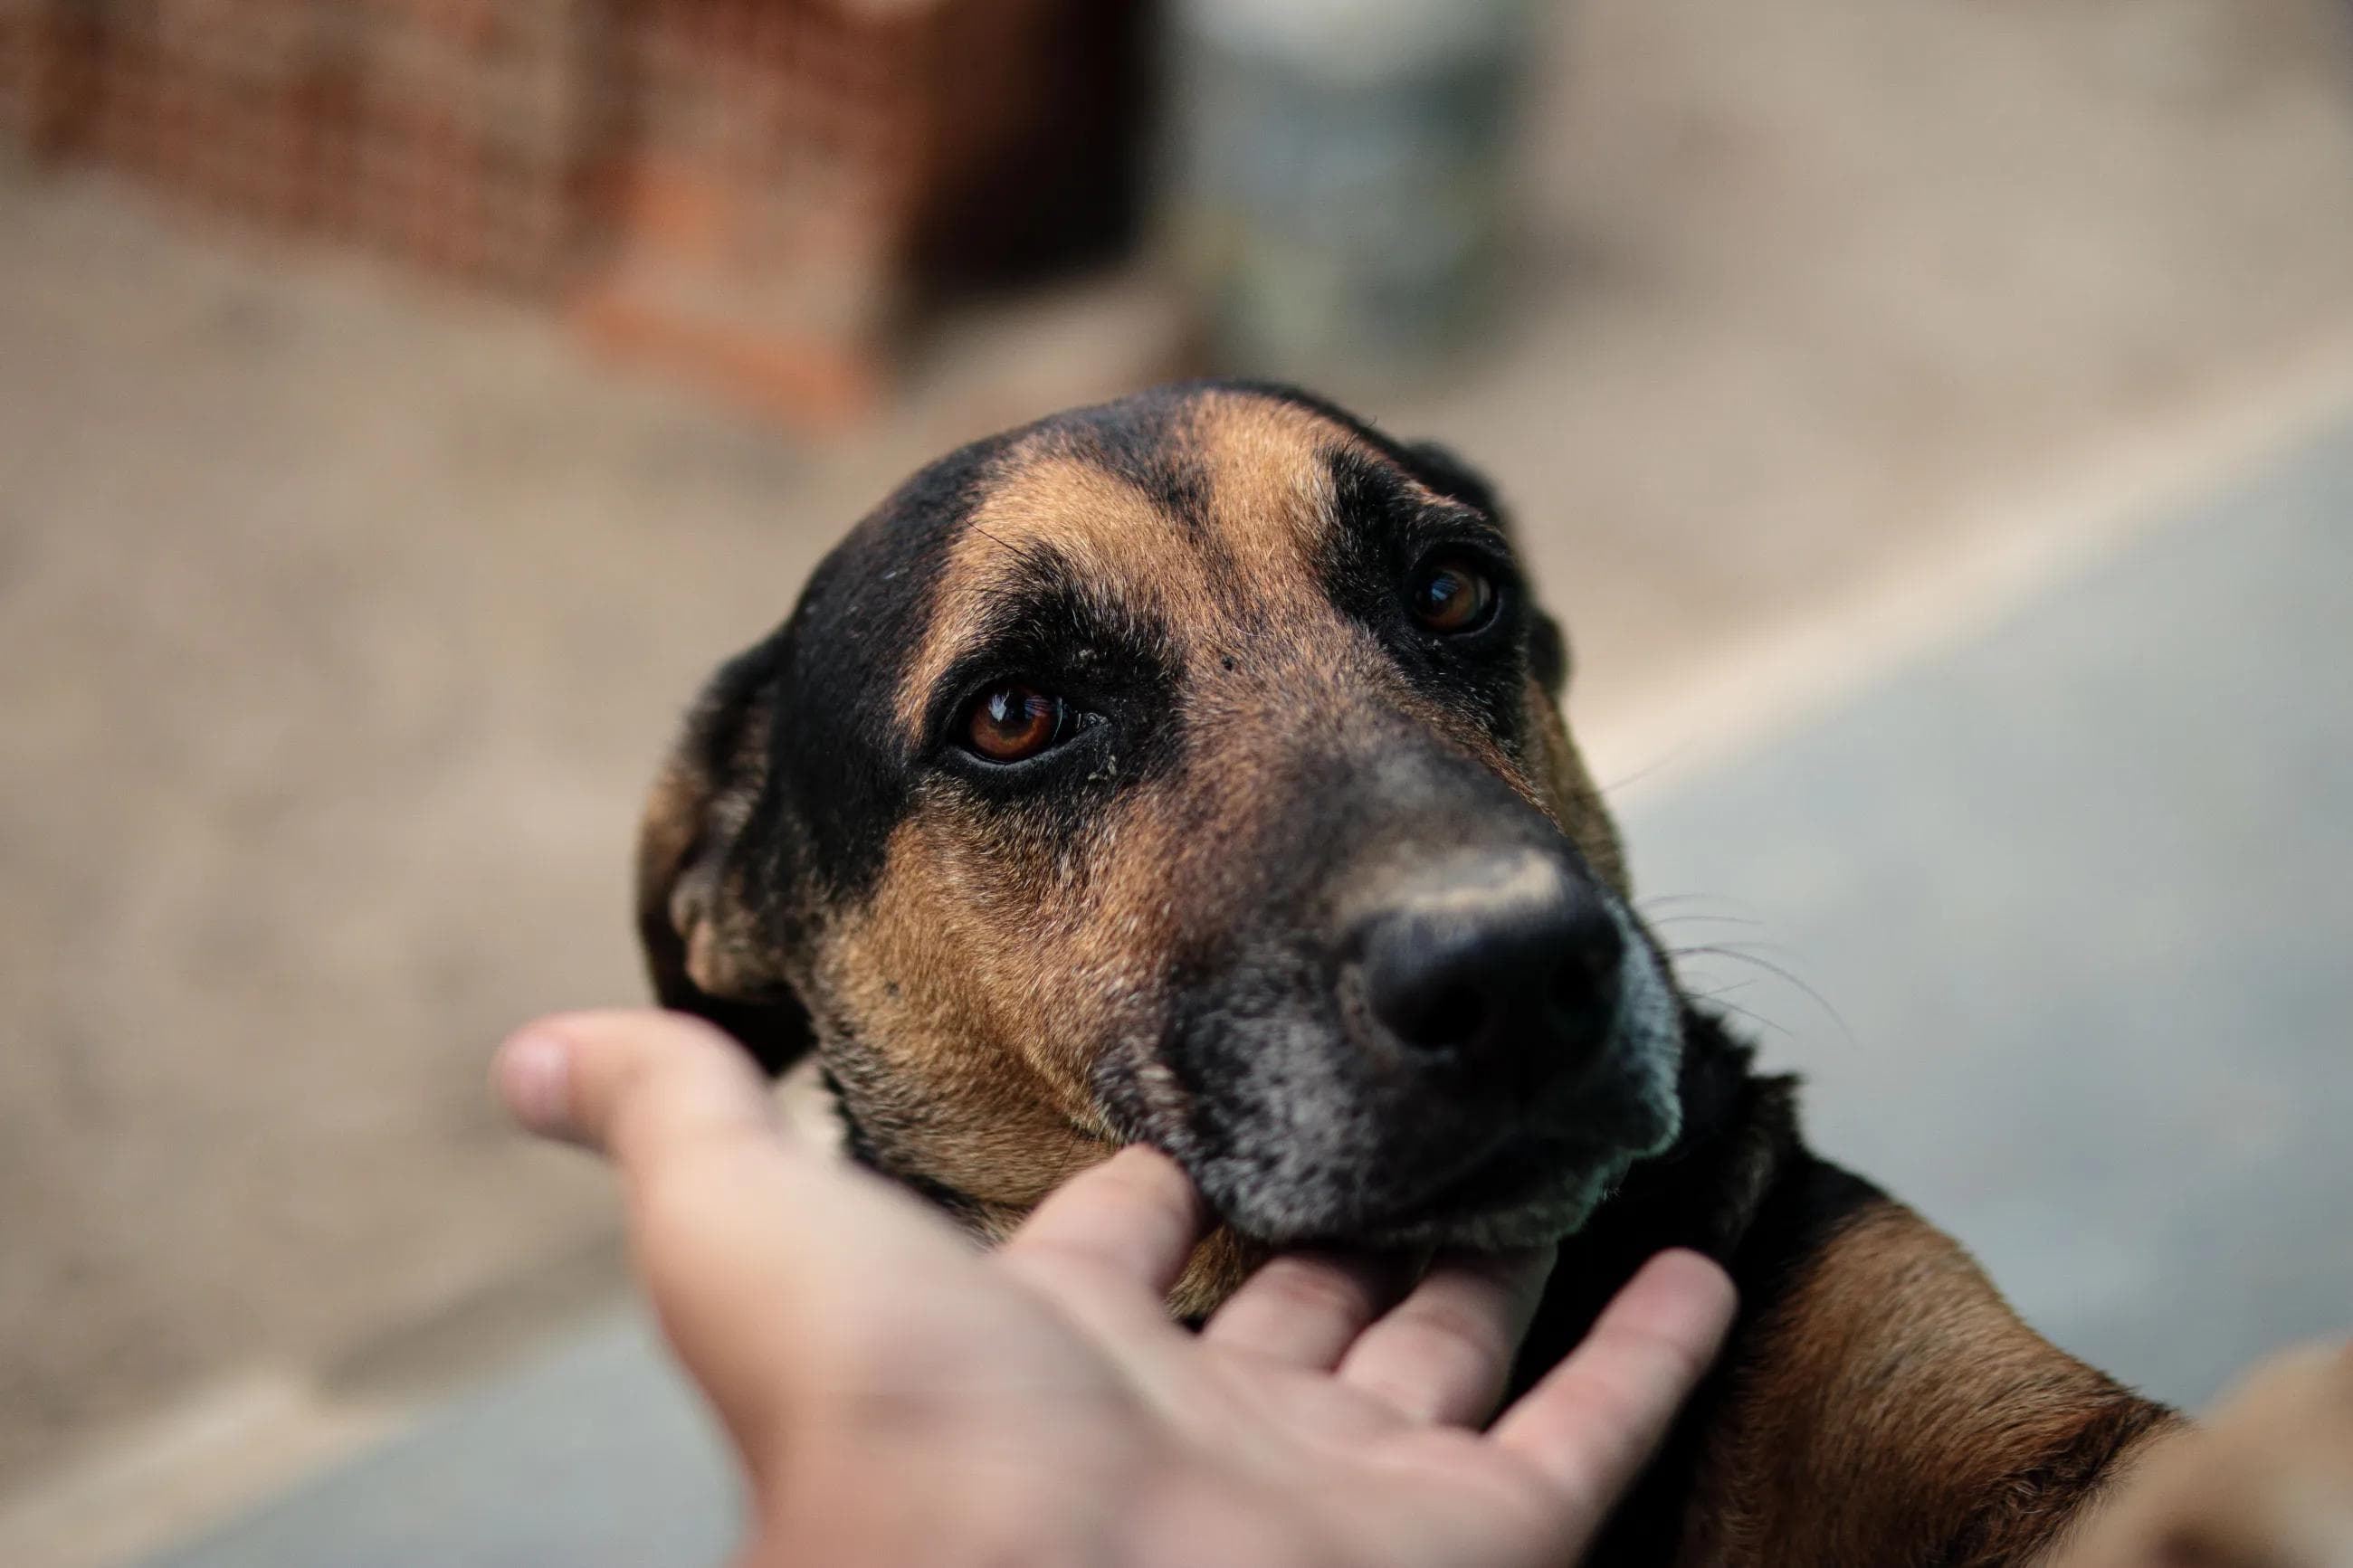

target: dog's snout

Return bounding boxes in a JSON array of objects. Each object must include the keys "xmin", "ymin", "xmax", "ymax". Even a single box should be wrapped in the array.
[{"xmin": 1354, "ymin": 849, "xmax": 1624, "ymax": 1079}]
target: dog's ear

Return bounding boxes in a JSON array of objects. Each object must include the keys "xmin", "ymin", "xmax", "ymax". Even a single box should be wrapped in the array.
[
  {"xmin": 635, "ymin": 642, "xmax": 816, "ymax": 1076},
  {"xmin": 1401, "ymin": 438, "xmax": 1571, "ymax": 698}
]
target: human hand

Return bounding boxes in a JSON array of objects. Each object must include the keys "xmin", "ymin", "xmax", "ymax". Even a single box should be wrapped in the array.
[{"xmin": 495, "ymin": 1008, "xmax": 1738, "ymax": 1568}]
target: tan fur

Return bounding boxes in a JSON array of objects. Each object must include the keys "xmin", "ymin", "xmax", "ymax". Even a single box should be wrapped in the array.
[
  {"xmin": 1678, "ymin": 1201, "xmax": 2177, "ymax": 1568},
  {"xmin": 638, "ymin": 704, "xmax": 787, "ymax": 1003},
  {"xmin": 895, "ymin": 447, "xmax": 1196, "ymax": 735},
  {"xmin": 818, "ymin": 394, "xmax": 1622, "ymax": 1304},
  {"xmin": 1186, "ymin": 390, "xmax": 1351, "ymax": 589},
  {"xmin": 645, "ymin": 387, "xmax": 1631, "ymax": 1307}
]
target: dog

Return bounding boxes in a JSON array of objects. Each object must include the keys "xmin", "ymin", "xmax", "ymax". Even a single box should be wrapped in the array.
[{"xmin": 635, "ymin": 380, "xmax": 2184, "ymax": 1564}]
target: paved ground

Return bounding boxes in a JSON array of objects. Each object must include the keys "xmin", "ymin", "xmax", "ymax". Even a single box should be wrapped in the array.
[
  {"xmin": 1626, "ymin": 424, "xmax": 2353, "ymax": 1410},
  {"xmin": 135, "ymin": 413, "xmax": 2353, "ymax": 1568},
  {"xmin": 9, "ymin": 0, "xmax": 2353, "ymax": 1560}
]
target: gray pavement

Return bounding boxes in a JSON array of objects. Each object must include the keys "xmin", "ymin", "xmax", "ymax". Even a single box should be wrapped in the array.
[
  {"xmin": 142, "ymin": 422, "xmax": 2353, "ymax": 1565},
  {"xmin": 145, "ymin": 1317, "xmax": 733, "ymax": 1568}
]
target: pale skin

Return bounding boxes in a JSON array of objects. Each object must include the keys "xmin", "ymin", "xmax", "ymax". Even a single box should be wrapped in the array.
[{"xmin": 494, "ymin": 1008, "xmax": 1741, "ymax": 1568}]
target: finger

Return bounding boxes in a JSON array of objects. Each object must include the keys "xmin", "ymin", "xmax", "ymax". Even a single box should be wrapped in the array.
[
  {"xmin": 1491, "ymin": 1250, "xmax": 1736, "ymax": 1517},
  {"xmin": 1200, "ymin": 1250, "xmax": 1415, "ymax": 1369},
  {"xmin": 494, "ymin": 1011, "xmax": 998, "ymax": 1462},
  {"xmin": 1001, "ymin": 1145, "xmax": 1207, "ymax": 1335},
  {"xmin": 497, "ymin": 1006, "xmax": 776, "ymax": 1160},
  {"xmin": 1332, "ymin": 1246, "xmax": 1558, "ymax": 1426}
]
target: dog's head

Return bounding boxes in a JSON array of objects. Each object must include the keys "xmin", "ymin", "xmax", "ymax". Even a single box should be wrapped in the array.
[{"xmin": 639, "ymin": 383, "xmax": 1682, "ymax": 1306}]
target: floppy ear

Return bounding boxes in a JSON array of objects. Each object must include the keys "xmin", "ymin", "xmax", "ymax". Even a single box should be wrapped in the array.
[
  {"xmin": 634, "ymin": 643, "xmax": 817, "ymax": 1076},
  {"xmin": 1402, "ymin": 438, "xmax": 1571, "ymax": 698}
]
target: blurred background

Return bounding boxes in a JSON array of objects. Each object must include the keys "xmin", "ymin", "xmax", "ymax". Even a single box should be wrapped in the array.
[{"xmin": 5, "ymin": 0, "xmax": 2353, "ymax": 1563}]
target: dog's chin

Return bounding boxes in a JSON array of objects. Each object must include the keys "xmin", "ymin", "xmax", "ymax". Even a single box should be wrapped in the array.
[
  {"xmin": 1335, "ymin": 1154, "xmax": 1641, "ymax": 1251},
  {"xmin": 1206, "ymin": 1140, "xmax": 1646, "ymax": 1253}
]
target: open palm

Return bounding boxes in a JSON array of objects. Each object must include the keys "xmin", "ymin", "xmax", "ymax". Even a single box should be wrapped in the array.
[{"xmin": 497, "ymin": 1009, "xmax": 1737, "ymax": 1568}]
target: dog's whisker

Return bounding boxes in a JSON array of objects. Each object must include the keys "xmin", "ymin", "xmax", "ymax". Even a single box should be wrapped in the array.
[
  {"xmin": 1596, "ymin": 747, "xmax": 1688, "ymax": 797},
  {"xmin": 1669, "ymin": 944, "xmax": 1857, "ymax": 1049},
  {"xmin": 1637, "ymin": 891, "xmax": 1768, "ymax": 920},
  {"xmin": 1697, "ymin": 997, "xmax": 1792, "ymax": 1040},
  {"xmin": 1643, "ymin": 912, "xmax": 1768, "ymax": 930},
  {"xmin": 967, "ymin": 522, "xmax": 1021, "ymax": 558},
  {"xmin": 1665, "ymin": 940, "xmax": 1806, "ymax": 964}
]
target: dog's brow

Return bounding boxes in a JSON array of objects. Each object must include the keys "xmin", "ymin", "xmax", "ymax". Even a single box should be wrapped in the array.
[
  {"xmin": 1324, "ymin": 446, "xmax": 1501, "ymax": 548},
  {"xmin": 895, "ymin": 453, "xmax": 1193, "ymax": 733},
  {"xmin": 941, "ymin": 569, "xmax": 1086, "ymax": 665}
]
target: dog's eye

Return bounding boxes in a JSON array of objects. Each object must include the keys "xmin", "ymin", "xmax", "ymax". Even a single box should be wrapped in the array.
[
  {"xmin": 962, "ymin": 684, "xmax": 1070, "ymax": 763},
  {"xmin": 1407, "ymin": 556, "xmax": 1499, "ymax": 635}
]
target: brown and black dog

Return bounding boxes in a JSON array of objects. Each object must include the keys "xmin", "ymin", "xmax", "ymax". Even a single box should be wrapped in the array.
[{"xmin": 636, "ymin": 381, "xmax": 2178, "ymax": 1565}]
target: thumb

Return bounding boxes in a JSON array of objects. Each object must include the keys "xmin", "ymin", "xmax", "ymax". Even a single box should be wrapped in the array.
[{"xmin": 493, "ymin": 1009, "xmax": 990, "ymax": 1466}]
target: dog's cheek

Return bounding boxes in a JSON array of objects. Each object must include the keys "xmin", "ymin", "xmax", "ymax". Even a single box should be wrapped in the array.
[
  {"xmin": 1522, "ymin": 675, "xmax": 1629, "ymax": 896},
  {"xmin": 808, "ymin": 806, "xmax": 1148, "ymax": 1201}
]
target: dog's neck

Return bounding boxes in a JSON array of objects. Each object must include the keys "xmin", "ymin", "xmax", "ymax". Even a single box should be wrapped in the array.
[
  {"xmin": 1539, "ymin": 1008, "xmax": 2177, "ymax": 1567},
  {"xmin": 1508, "ymin": 1005, "xmax": 1801, "ymax": 1387}
]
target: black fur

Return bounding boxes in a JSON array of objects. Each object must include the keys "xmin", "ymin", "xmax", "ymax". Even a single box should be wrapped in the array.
[
  {"xmin": 645, "ymin": 382, "xmax": 2167, "ymax": 1565},
  {"xmin": 643, "ymin": 428, "xmax": 1010, "ymax": 1068},
  {"xmin": 918, "ymin": 550, "xmax": 1189, "ymax": 811},
  {"xmin": 651, "ymin": 380, "xmax": 1667, "ymax": 1227}
]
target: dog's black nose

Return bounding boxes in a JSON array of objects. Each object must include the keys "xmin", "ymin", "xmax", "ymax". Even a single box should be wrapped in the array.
[{"xmin": 1355, "ymin": 849, "xmax": 1625, "ymax": 1081}]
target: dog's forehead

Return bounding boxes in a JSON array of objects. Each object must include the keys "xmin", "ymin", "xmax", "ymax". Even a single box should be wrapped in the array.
[{"xmin": 890, "ymin": 389, "xmax": 1427, "ymax": 728}]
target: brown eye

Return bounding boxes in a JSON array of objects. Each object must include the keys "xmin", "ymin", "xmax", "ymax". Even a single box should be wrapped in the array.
[
  {"xmin": 1408, "ymin": 556, "xmax": 1498, "ymax": 634},
  {"xmin": 963, "ymin": 684, "xmax": 1068, "ymax": 762}
]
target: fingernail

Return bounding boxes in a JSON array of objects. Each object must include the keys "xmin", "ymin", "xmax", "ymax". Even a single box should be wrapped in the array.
[{"xmin": 498, "ymin": 1029, "xmax": 576, "ymax": 1140}]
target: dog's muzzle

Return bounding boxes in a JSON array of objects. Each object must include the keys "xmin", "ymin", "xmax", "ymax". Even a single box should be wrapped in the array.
[{"xmin": 1147, "ymin": 841, "xmax": 1684, "ymax": 1250}]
